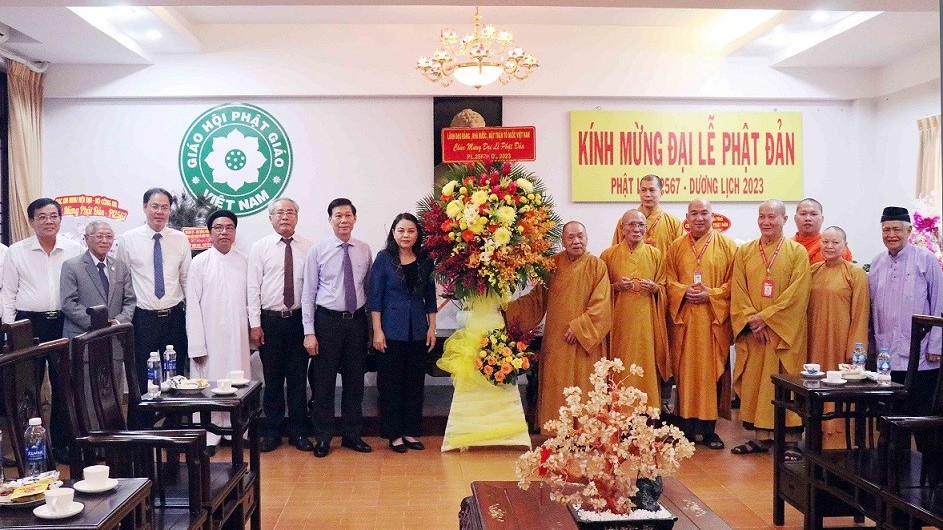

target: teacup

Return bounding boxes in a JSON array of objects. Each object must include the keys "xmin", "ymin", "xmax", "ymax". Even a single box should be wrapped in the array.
[
  {"xmin": 825, "ymin": 370, "xmax": 843, "ymax": 382},
  {"xmin": 803, "ymin": 363, "xmax": 820, "ymax": 374},
  {"xmin": 83, "ymin": 465, "xmax": 109, "ymax": 487},
  {"xmin": 44, "ymin": 487, "xmax": 74, "ymax": 514},
  {"xmin": 228, "ymin": 370, "xmax": 244, "ymax": 382},
  {"xmin": 217, "ymin": 379, "xmax": 232, "ymax": 392}
]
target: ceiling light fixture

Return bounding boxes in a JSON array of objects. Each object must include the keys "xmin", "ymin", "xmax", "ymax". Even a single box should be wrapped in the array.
[{"xmin": 416, "ymin": 6, "xmax": 538, "ymax": 89}]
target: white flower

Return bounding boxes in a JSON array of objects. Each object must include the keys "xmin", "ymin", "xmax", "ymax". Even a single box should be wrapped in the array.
[
  {"xmin": 203, "ymin": 129, "xmax": 267, "ymax": 192},
  {"xmin": 516, "ymin": 178, "xmax": 534, "ymax": 193}
]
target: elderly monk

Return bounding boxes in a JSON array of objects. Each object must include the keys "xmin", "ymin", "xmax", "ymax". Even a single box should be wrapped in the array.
[
  {"xmin": 807, "ymin": 225, "xmax": 868, "ymax": 435},
  {"xmin": 505, "ymin": 221, "xmax": 612, "ymax": 432},
  {"xmin": 731, "ymin": 200, "xmax": 810, "ymax": 457},
  {"xmin": 666, "ymin": 199, "xmax": 737, "ymax": 449},
  {"xmin": 793, "ymin": 198, "xmax": 852, "ymax": 264},
  {"xmin": 601, "ymin": 210, "xmax": 670, "ymax": 404},
  {"xmin": 611, "ymin": 174, "xmax": 684, "ymax": 251}
]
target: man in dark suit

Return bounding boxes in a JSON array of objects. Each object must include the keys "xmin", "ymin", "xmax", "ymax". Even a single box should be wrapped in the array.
[{"xmin": 61, "ymin": 221, "xmax": 137, "ymax": 338}]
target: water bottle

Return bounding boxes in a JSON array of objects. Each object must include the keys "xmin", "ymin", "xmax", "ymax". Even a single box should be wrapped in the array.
[
  {"xmin": 24, "ymin": 418, "xmax": 47, "ymax": 478},
  {"xmin": 146, "ymin": 351, "xmax": 163, "ymax": 398},
  {"xmin": 876, "ymin": 347, "xmax": 892, "ymax": 385},
  {"xmin": 851, "ymin": 342, "xmax": 866, "ymax": 370},
  {"xmin": 163, "ymin": 345, "xmax": 177, "ymax": 381}
]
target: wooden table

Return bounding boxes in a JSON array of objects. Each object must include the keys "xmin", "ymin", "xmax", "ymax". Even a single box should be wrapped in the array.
[
  {"xmin": 0, "ymin": 478, "xmax": 151, "ymax": 530},
  {"xmin": 458, "ymin": 480, "xmax": 731, "ymax": 530},
  {"xmin": 136, "ymin": 381, "xmax": 262, "ymax": 530},
  {"xmin": 771, "ymin": 374, "xmax": 909, "ymax": 527}
]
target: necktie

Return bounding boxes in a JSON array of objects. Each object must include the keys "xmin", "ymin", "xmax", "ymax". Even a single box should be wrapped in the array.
[
  {"xmin": 342, "ymin": 243, "xmax": 357, "ymax": 312},
  {"xmin": 153, "ymin": 233, "xmax": 165, "ymax": 299},
  {"xmin": 282, "ymin": 237, "xmax": 294, "ymax": 308},
  {"xmin": 97, "ymin": 262, "xmax": 110, "ymax": 300}
]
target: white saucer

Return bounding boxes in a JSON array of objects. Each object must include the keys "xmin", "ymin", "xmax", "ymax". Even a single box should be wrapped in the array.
[
  {"xmin": 211, "ymin": 387, "xmax": 237, "ymax": 395},
  {"xmin": 33, "ymin": 501, "xmax": 83, "ymax": 519},
  {"xmin": 822, "ymin": 378, "xmax": 847, "ymax": 386},
  {"xmin": 230, "ymin": 379, "xmax": 250, "ymax": 387},
  {"xmin": 801, "ymin": 371, "xmax": 825, "ymax": 379},
  {"xmin": 73, "ymin": 478, "xmax": 118, "ymax": 494}
]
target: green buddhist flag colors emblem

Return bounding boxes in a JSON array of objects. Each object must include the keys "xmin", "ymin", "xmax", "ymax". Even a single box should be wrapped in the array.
[{"xmin": 179, "ymin": 102, "xmax": 293, "ymax": 216}]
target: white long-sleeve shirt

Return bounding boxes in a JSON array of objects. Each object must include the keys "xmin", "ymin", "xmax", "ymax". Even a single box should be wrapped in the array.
[{"xmin": 2, "ymin": 236, "xmax": 82, "ymax": 323}]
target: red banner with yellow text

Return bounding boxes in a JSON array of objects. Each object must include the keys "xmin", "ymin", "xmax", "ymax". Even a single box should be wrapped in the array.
[
  {"xmin": 55, "ymin": 194, "xmax": 128, "ymax": 221},
  {"xmin": 442, "ymin": 126, "xmax": 536, "ymax": 163},
  {"xmin": 570, "ymin": 111, "xmax": 802, "ymax": 202}
]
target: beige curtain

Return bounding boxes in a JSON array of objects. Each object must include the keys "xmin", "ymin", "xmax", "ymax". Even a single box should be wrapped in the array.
[
  {"xmin": 917, "ymin": 114, "xmax": 942, "ymax": 204},
  {"xmin": 6, "ymin": 59, "xmax": 44, "ymax": 242}
]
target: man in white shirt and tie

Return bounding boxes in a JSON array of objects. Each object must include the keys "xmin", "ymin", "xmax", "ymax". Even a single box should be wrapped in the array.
[
  {"xmin": 302, "ymin": 198, "xmax": 372, "ymax": 457},
  {"xmin": 247, "ymin": 197, "xmax": 314, "ymax": 453},
  {"xmin": 2, "ymin": 197, "xmax": 83, "ymax": 463},
  {"xmin": 117, "ymin": 188, "xmax": 192, "ymax": 391}
]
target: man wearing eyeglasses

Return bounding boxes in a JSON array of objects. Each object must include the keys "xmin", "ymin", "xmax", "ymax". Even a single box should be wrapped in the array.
[
  {"xmin": 247, "ymin": 198, "xmax": 314, "ymax": 452},
  {"xmin": 869, "ymin": 206, "xmax": 942, "ymax": 425},
  {"xmin": 2, "ymin": 197, "xmax": 83, "ymax": 463},
  {"xmin": 187, "ymin": 210, "xmax": 250, "ymax": 455},
  {"xmin": 117, "ymin": 188, "xmax": 192, "ymax": 391},
  {"xmin": 61, "ymin": 221, "xmax": 136, "ymax": 338}
]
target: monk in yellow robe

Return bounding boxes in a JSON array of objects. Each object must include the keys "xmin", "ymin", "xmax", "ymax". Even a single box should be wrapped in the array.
[
  {"xmin": 793, "ymin": 198, "xmax": 852, "ymax": 264},
  {"xmin": 731, "ymin": 200, "xmax": 810, "ymax": 456},
  {"xmin": 611, "ymin": 174, "xmax": 685, "ymax": 251},
  {"xmin": 601, "ymin": 210, "xmax": 670, "ymax": 404},
  {"xmin": 808, "ymin": 226, "xmax": 869, "ymax": 435},
  {"xmin": 505, "ymin": 222, "xmax": 612, "ymax": 433},
  {"xmin": 666, "ymin": 199, "xmax": 737, "ymax": 449}
]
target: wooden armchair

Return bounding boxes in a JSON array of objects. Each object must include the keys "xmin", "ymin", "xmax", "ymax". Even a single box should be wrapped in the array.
[
  {"xmin": 0, "ymin": 320, "xmax": 69, "ymax": 478},
  {"xmin": 70, "ymin": 308, "xmax": 245, "ymax": 530}
]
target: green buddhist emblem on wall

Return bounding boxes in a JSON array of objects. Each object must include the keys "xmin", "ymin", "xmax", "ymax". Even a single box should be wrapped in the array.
[{"xmin": 178, "ymin": 102, "xmax": 293, "ymax": 216}]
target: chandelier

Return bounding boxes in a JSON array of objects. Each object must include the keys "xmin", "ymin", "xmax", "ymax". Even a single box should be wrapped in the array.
[{"xmin": 416, "ymin": 7, "xmax": 538, "ymax": 89}]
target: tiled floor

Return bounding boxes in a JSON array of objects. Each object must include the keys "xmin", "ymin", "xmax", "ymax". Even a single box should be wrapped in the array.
[{"xmin": 232, "ymin": 414, "xmax": 817, "ymax": 530}]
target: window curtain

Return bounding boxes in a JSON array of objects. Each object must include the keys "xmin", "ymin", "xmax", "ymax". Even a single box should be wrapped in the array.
[
  {"xmin": 6, "ymin": 59, "xmax": 44, "ymax": 242},
  {"xmin": 916, "ymin": 114, "xmax": 942, "ymax": 205}
]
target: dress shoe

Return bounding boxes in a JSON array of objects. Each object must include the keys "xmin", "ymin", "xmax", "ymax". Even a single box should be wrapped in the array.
[
  {"xmin": 313, "ymin": 440, "xmax": 330, "ymax": 458},
  {"xmin": 341, "ymin": 437, "xmax": 372, "ymax": 453},
  {"xmin": 403, "ymin": 437, "xmax": 425, "ymax": 451},
  {"xmin": 289, "ymin": 435, "xmax": 314, "ymax": 451},
  {"xmin": 259, "ymin": 434, "xmax": 281, "ymax": 453},
  {"xmin": 388, "ymin": 438, "xmax": 408, "ymax": 453},
  {"xmin": 205, "ymin": 444, "xmax": 218, "ymax": 458}
]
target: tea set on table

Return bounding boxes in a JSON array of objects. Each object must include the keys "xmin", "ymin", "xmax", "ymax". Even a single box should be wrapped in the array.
[{"xmin": 32, "ymin": 465, "xmax": 117, "ymax": 520}]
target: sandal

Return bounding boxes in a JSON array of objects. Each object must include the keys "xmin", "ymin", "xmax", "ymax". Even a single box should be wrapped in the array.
[
  {"xmin": 730, "ymin": 439, "xmax": 773, "ymax": 455},
  {"xmin": 702, "ymin": 433, "xmax": 725, "ymax": 450},
  {"xmin": 784, "ymin": 443, "xmax": 802, "ymax": 462}
]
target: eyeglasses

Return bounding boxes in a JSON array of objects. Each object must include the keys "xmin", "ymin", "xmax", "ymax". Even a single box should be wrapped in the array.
[
  {"xmin": 271, "ymin": 210, "xmax": 297, "ymax": 218},
  {"xmin": 147, "ymin": 204, "xmax": 171, "ymax": 212},
  {"xmin": 211, "ymin": 224, "xmax": 236, "ymax": 232},
  {"xmin": 882, "ymin": 226, "xmax": 907, "ymax": 234},
  {"xmin": 33, "ymin": 214, "xmax": 60, "ymax": 222},
  {"xmin": 622, "ymin": 222, "xmax": 646, "ymax": 228},
  {"xmin": 86, "ymin": 234, "xmax": 114, "ymax": 241}
]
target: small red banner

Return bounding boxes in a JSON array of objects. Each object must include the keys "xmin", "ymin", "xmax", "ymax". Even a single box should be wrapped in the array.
[
  {"xmin": 683, "ymin": 213, "xmax": 732, "ymax": 233},
  {"xmin": 55, "ymin": 194, "xmax": 128, "ymax": 221},
  {"xmin": 441, "ymin": 126, "xmax": 536, "ymax": 163},
  {"xmin": 183, "ymin": 227, "xmax": 212, "ymax": 250}
]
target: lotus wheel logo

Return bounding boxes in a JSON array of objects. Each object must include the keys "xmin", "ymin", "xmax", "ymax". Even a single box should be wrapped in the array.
[{"xmin": 178, "ymin": 103, "xmax": 293, "ymax": 216}]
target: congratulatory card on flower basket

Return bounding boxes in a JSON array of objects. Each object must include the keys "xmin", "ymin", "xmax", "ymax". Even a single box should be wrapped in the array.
[{"xmin": 418, "ymin": 157, "xmax": 560, "ymax": 451}]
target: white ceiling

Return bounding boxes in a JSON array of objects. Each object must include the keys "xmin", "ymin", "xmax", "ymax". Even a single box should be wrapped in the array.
[{"xmin": 0, "ymin": 1, "xmax": 938, "ymax": 69}]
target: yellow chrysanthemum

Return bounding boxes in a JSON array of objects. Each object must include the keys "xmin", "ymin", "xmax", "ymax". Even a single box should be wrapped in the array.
[
  {"xmin": 471, "ymin": 190, "xmax": 489, "ymax": 205},
  {"xmin": 442, "ymin": 180, "xmax": 457, "ymax": 196},
  {"xmin": 495, "ymin": 206, "xmax": 516, "ymax": 226},
  {"xmin": 493, "ymin": 226, "xmax": 512, "ymax": 246},
  {"xmin": 445, "ymin": 200, "xmax": 463, "ymax": 219}
]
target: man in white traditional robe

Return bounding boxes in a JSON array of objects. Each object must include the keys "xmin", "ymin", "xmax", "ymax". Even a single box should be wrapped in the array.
[{"xmin": 186, "ymin": 209, "xmax": 251, "ymax": 453}]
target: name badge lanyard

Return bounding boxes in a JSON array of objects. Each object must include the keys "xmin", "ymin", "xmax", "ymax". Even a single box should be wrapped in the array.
[
  {"xmin": 690, "ymin": 231, "xmax": 713, "ymax": 284},
  {"xmin": 645, "ymin": 213, "xmax": 663, "ymax": 246},
  {"xmin": 758, "ymin": 237, "xmax": 785, "ymax": 298}
]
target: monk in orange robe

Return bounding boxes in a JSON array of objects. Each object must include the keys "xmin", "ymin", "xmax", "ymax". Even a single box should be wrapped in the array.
[
  {"xmin": 601, "ymin": 210, "xmax": 670, "ymax": 404},
  {"xmin": 666, "ymin": 199, "xmax": 737, "ymax": 449},
  {"xmin": 611, "ymin": 174, "xmax": 684, "ymax": 251},
  {"xmin": 505, "ymin": 222, "xmax": 612, "ymax": 433},
  {"xmin": 793, "ymin": 198, "xmax": 852, "ymax": 264},
  {"xmin": 731, "ymin": 200, "xmax": 810, "ymax": 457},
  {"xmin": 808, "ymin": 226, "xmax": 869, "ymax": 435}
]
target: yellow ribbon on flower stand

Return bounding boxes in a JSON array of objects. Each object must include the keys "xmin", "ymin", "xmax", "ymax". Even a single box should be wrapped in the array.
[{"xmin": 437, "ymin": 295, "xmax": 531, "ymax": 451}]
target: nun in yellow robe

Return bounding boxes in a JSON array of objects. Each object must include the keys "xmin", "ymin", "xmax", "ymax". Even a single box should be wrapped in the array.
[
  {"xmin": 601, "ymin": 210, "xmax": 670, "ymax": 405},
  {"xmin": 731, "ymin": 201, "xmax": 811, "ymax": 442},
  {"xmin": 505, "ymin": 225, "xmax": 612, "ymax": 433}
]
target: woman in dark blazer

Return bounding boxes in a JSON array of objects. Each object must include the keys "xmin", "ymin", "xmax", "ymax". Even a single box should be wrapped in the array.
[{"xmin": 368, "ymin": 212, "xmax": 437, "ymax": 452}]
